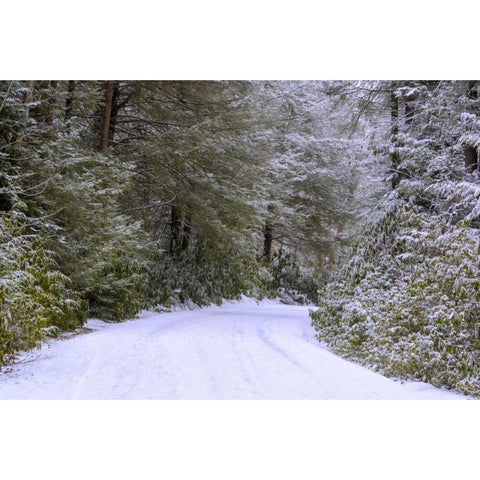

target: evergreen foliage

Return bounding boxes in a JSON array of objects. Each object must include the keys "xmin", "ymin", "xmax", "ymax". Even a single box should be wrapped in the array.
[
  {"xmin": 311, "ymin": 81, "xmax": 480, "ymax": 397},
  {"xmin": 267, "ymin": 249, "xmax": 318, "ymax": 303},
  {"xmin": 145, "ymin": 245, "xmax": 265, "ymax": 308},
  {"xmin": 0, "ymin": 213, "xmax": 86, "ymax": 364},
  {"xmin": 311, "ymin": 196, "xmax": 480, "ymax": 396}
]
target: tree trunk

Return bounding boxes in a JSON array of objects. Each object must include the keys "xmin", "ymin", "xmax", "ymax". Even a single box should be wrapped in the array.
[
  {"xmin": 390, "ymin": 81, "xmax": 400, "ymax": 188},
  {"xmin": 263, "ymin": 204, "xmax": 276, "ymax": 263},
  {"xmin": 467, "ymin": 80, "xmax": 478, "ymax": 100},
  {"xmin": 108, "ymin": 81, "xmax": 120, "ymax": 143},
  {"xmin": 14, "ymin": 81, "xmax": 35, "ymax": 148},
  {"xmin": 64, "ymin": 80, "xmax": 76, "ymax": 121},
  {"xmin": 263, "ymin": 220, "xmax": 273, "ymax": 263},
  {"xmin": 23, "ymin": 80, "xmax": 35, "ymax": 119},
  {"xmin": 98, "ymin": 80, "xmax": 114, "ymax": 154},
  {"xmin": 46, "ymin": 80, "xmax": 58, "ymax": 124},
  {"xmin": 181, "ymin": 213, "xmax": 191, "ymax": 252},
  {"xmin": 465, "ymin": 81, "xmax": 478, "ymax": 171},
  {"xmin": 169, "ymin": 205, "xmax": 183, "ymax": 256},
  {"xmin": 404, "ymin": 82, "xmax": 415, "ymax": 126},
  {"xmin": 465, "ymin": 145, "xmax": 478, "ymax": 172}
]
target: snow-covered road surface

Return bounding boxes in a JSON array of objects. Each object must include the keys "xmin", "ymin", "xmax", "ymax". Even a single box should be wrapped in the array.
[{"xmin": 0, "ymin": 298, "xmax": 468, "ymax": 399}]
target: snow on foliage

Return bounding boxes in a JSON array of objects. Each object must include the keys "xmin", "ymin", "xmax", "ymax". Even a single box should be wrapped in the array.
[
  {"xmin": 0, "ymin": 214, "xmax": 86, "ymax": 364},
  {"xmin": 311, "ymin": 81, "xmax": 480, "ymax": 397}
]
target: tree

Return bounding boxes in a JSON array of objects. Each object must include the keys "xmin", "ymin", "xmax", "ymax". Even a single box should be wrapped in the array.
[
  {"xmin": 463, "ymin": 80, "xmax": 479, "ymax": 172},
  {"xmin": 254, "ymin": 81, "xmax": 378, "ymax": 270},
  {"xmin": 98, "ymin": 80, "xmax": 114, "ymax": 153},
  {"xmin": 390, "ymin": 81, "xmax": 400, "ymax": 188}
]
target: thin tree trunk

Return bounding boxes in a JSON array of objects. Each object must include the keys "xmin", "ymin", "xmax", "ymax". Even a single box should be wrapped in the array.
[
  {"xmin": 64, "ymin": 80, "xmax": 76, "ymax": 121},
  {"xmin": 169, "ymin": 205, "xmax": 182, "ymax": 256},
  {"xmin": 98, "ymin": 80, "xmax": 114, "ymax": 154},
  {"xmin": 108, "ymin": 81, "xmax": 120, "ymax": 142},
  {"xmin": 263, "ymin": 220, "xmax": 273, "ymax": 263},
  {"xmin": 46, "ymin": 80, "xmax": 58, "ymax": 124},
  {"xmin": 23, "ymin": 80, "xmax": 35, "ymax": 119},
  {"xmin": 14, "ymin": 81, "xmax": 35, "ymax": 148},
  {"xmin": 465, "ymin": 81, "xmax": 478, "ymax": 171},
  {"xmin": 181, "ymin": 213, "xmax": 191, "ymax": 252},
  {"xmin": 390, "ymin": 81, "xmax": 400, "ymax": 188},
  {"xmin": 263, "ymin": 204, "xmax": 276, "ymax": 263},
  {"xmin": 404, "ymin": 82, "xmax": 415, "ymax": 126}
]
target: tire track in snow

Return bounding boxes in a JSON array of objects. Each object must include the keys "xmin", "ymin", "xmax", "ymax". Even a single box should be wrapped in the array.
[
  {"xmin": 70, "ymin": 338, "xmax": 103, "ymax": 399},
  {"xmin": 256, "ymin": 320, "xmax": 306, "ymax": 370},
  {"xmin": 232, "ymin": 321, "xmax": 261, "ymax": 397}
]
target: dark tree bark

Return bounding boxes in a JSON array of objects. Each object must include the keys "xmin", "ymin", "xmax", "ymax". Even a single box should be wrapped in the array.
[
  {"xmin": 108, "ymin": 81, "xmax": 120, "ymax": 142},
  {"xmin": 465, "ymin": 81, "xmax": 478, "ymax": 172},
  {"xmin": 263, "ymin": 204, "xmax": 276, "ymax": 263},
  {"xmin": 390, "ymin": 81, "xmax": 401, "ymax": 188},
  {"xmin": 467, "ymin": 80, "xmax": 478, "ymax": 100},
  {"xmin": 46, "ymin": 80, "xmax": 58, "ymax": 124},
  {"xmin": 263, "ymin": 220, "xmax": 273, "ymax": 263},
  {"xmin": 64, "ymin": 80, "xmax": 76, "ymax": 121},
  {"xmin": 169, "ymin": 205, "xmax": 183, "ymax": 256},
  {"xmin": 465, "ymin": 146, "xmax": 478, "ymax": 172},
  {"xmin": 98, "ymin": 80, "xmax": 114, "ymax": 154}
]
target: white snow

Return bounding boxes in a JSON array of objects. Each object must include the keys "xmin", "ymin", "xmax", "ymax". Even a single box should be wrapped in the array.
[{"xmin": 0, "ymin": 298, "xmax": 469, "ymax": 399}]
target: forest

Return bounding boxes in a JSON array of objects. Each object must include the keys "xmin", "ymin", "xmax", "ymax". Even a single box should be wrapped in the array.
[{"xmin": 1, "ymin": 80, "xmax": 480, "ymax": 397}]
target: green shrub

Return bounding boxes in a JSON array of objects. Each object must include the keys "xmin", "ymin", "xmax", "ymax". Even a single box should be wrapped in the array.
[
  {"xmin": 0, "ymin": 215, "xmax": 86, "ymax": 364},
  {"xmin": 145, "ymin": 246, "xmax": 265, "ymax": 308},
  {"xmin": 311, "ymin": 198, "xmax": 480, "ymax": 397},
  {"xmin": 83, "ymin": 248, "xmax": 146, "ymax": 321},
  {"xmin": 267, "ymin": 249, "xmax": 318, "ymax": 303}
]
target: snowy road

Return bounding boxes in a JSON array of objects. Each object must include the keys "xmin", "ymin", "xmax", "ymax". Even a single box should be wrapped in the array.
[{"xmin": 0, "ymin": 298, "xmax": 468, "ymax": 399}]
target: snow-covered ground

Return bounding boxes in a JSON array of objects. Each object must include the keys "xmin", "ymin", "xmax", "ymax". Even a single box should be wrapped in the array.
[{"xmin": 0, "ymin": 298, "xmax": 469, "ymax": 399}]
